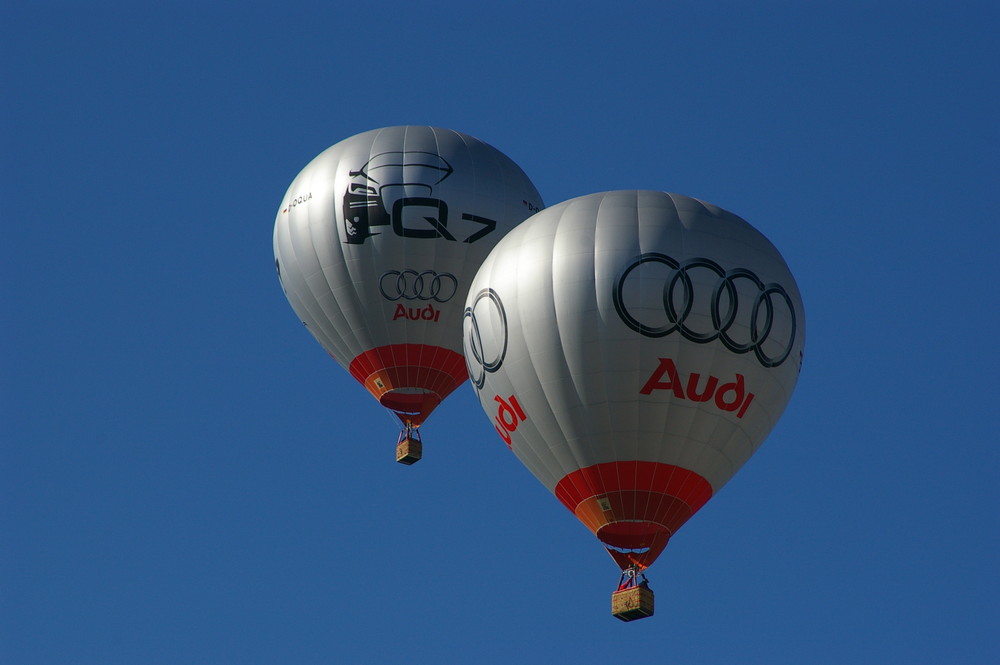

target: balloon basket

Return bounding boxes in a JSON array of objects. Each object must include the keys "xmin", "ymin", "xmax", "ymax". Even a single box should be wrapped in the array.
[
  {"xmin": 395, "ymin": 428, "xmax": 422, "ymax": 465},
  {"xmin": 611, "ymin": 586, "xmax": 654, "ymax": 621},
  {"xmin": 611, "ymin": 568, "xmax": 654, "ymax": 621}
]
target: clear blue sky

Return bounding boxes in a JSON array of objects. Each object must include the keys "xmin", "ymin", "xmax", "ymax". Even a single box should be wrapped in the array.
[{"xmin": 3, "ymin": 2, "xmax": 998, "ymax": 663}]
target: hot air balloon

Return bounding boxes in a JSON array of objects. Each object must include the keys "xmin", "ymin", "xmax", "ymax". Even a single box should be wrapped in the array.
[
  {"xmin": 274, "ymin": 126, "xmax": 543, "ymax": 464},
  {"xmin": 462, "ymin": 190, "xmax": 804, "ymax": 619}
]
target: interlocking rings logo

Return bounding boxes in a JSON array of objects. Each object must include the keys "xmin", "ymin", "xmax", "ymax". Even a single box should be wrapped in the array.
[
  {"xmin": 463, "ymin": 288, "xmax": 508, "ymax": 389},
  {"xmin": 379, "ymin": 270, "xmax": 458, "ymax": 303},
  {"xmin": 612, "ymin": 253, "xmax": 797, "ymax": 368}
]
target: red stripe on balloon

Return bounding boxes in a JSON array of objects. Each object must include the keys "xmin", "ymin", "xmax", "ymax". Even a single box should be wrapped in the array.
[
  {"xmin": 554, "ymin": 461, "xmax": 713, "ymax": 570},
  {"xmin": 348, "ymin": 344, "xmax": 467, "ymax": 426}
]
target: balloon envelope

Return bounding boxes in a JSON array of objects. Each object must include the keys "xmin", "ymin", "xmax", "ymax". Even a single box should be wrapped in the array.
[
  {"xmin": 463, "ymin": 190, "xmax": 804, "ymax": 569},
  {"xmin": 274, "ymin": 126, "xmax": 543, "ymax": 429}
]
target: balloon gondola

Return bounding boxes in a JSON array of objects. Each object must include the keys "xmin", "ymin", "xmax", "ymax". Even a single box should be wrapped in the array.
[
  {"xmin": 611, "ymin": 566, "xmax": 654, "ymax": 622},
  {"xmin": 395, "ymin": 424, "xmax": 422, "ymax": 465},
  {"xmin": 463, "ymin": 190, "xmax": 805, "ymax": 618}
]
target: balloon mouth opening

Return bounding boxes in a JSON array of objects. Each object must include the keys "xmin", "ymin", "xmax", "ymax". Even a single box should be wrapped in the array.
[
  {"xmin": 379, "ymin": 388, "xmax": 441, "ymax": 421},
  {"xmin": 606, "ymin": 544, "xmax": 651, "ymax": 554},
  {"xmin": 597, "ymin": 521, "xmax": 670, "ymax": 551},
  {"xmin": 597, "ymin": 522, "xmax": 670, "ymax": 570}
]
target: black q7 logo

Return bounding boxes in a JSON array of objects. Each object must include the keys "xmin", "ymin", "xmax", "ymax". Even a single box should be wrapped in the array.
[{"xmin": 341, "ymin": 151, "xmax": 496, "ymax": 245}]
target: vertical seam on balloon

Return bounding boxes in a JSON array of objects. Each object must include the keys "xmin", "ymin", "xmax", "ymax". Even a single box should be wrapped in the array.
[
  {"xmin": 649, "ymin": 192, "xmax": 681, "ymax": 529},
  {"xmin": 625, "ymin": 192, "xmax": 646, "ymax": 531},
  {"xmin": 302, "ymin": 162, "xmax": 351, "ymax": 367},
  {"xmin": 525, "ymin": 200, "xmax": 584, "ymax": 493},
  {"xmin": 563, "ymin": 196, "xmax": 609, "ymax": 507},
  {"xmin": 376, "ymin": 125, "xmax": 398, "ymax": 427},
  {"xmin": 429, "ymin": 127, "xmax": 458, "ymax": 425},
  {"xmin": 598, "ymin": 193, "xmax": 621, "ymax": 517},
  {"xmin": 278, "ymin": 175, "xmax": 331, "ymax": 359},
  {"xmin": 372, "ymin": 127, "xmax": 403, "ymax": 430},
  {"xmin": 412, "ymin": 125, "xmax": 432, "ymax": 426},
  {"xmin": 671, "ymin": 191, "xmax": 726, "ymax": 488},
  {"xmin": 428, "ymin": 126, "xmax": 449, "ymax": 426},
  {"xmin": 520, "ymin": 213, "xmax": 566, "ymax": 488}
]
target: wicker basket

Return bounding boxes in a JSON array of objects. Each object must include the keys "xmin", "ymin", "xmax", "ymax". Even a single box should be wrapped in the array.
[
  {"xmin": 396, "ymin": 437, "xmax": 422, "ymax": 465},
  {"xmin": 611, "ymin": 586, "xmax": 654, "ymax": 621}
]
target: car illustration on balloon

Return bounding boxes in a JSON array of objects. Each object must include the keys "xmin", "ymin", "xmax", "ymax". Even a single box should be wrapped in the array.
[{"xmin": 341, "ymin": 151, "xmax": 455, "ymax": 244}]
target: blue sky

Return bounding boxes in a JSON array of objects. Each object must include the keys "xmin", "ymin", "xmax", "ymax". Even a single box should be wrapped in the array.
[{"xmin": 3, "ymin": 2, "xmax": 998, "ymax": 663}]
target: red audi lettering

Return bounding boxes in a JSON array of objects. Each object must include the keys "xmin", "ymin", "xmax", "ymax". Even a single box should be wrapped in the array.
[
  {"xmin": 685, "ymin": 373, "xmax": 719, "ymax": 402},
  {"xmin": 640, "ymin": 358, "xmax": 756, "ymax": 419},
  {"xmin": 392, "ymin": 303, "xmax": 441, "ymax": 322},
  {"xmin": 493, "ymin": 394, "xmax": 527, "ymax": 448},
  {"xmin": 714, "ymin": 374, "xmax": 745, "ymax": 412},
  {"xmin": 639, "ymin": 358, "xmax": 684, "ymax": 398}
]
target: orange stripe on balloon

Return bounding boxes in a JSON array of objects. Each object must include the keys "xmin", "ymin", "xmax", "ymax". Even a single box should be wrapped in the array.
[
  {"xmin": 554, "ymin": 461, "xmax": 713, "ymax": 570},
  {"xmin": 348, "ymin": 344, "xmax": 467, "ymax": 426}
]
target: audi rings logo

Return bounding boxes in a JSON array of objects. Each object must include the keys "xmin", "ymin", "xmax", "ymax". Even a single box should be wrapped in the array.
[
  {"xmin": 379, "ymin": 270, "xmax": 459, "ymax": 302},
  {"xmin": 612, "ymin": 253, "xmax": 797, "ymax": 368},
  {"xmin": 463, "ymin": 288, "xmax": 508, "ymax": 389}
]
